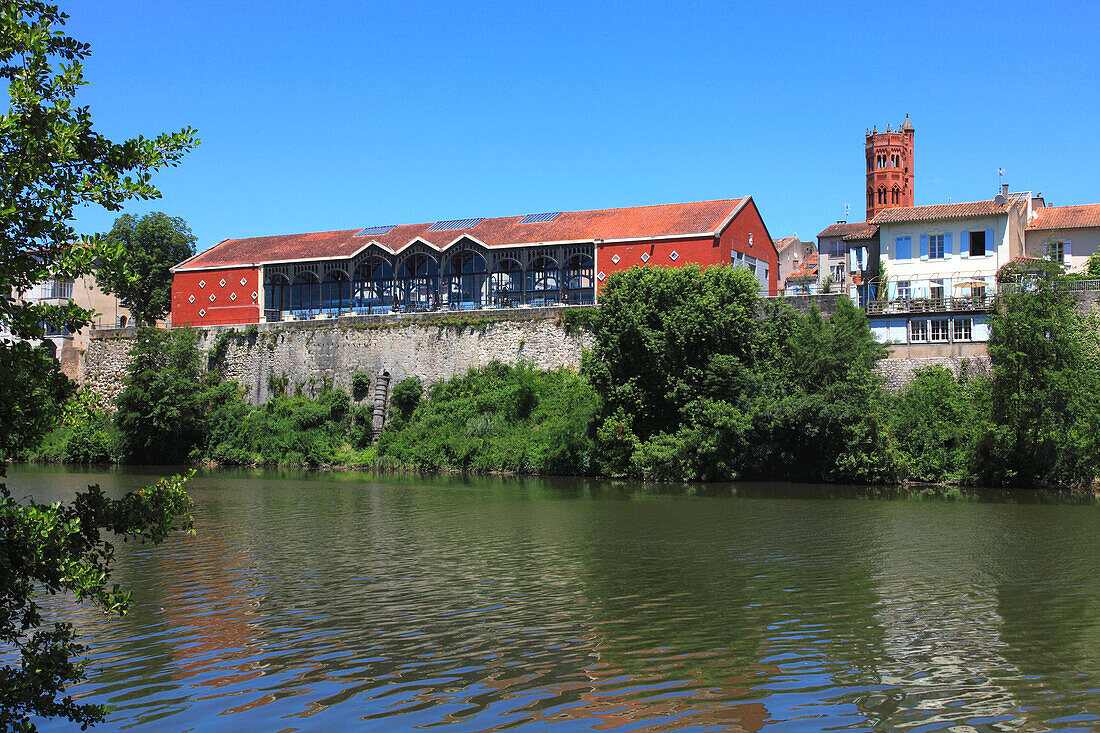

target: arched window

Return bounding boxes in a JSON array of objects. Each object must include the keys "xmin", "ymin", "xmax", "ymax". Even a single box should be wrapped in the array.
[
  {"xmin": 490, "ymin": 259, "xmax": 523, "ymax": 307},
  {"xmin": 320, "ymin": 270, "xmax": 350, "ymax": 313},
  {"xmin": 264, "ymin": 273, "xmax": 290, "ymax": 317},
  {"xmin": 891, "ymin": 185, "xmax": 900, "ymax": 204},
  {"xmin": 525, "ymin": 256, "xmax": 559, "ymax": 305},
  {"xmin": 395, "ymin": 254, "xmax": 439, "ymax": 309},
  {"xmin": 290, "ymin": 271, "xmax": 320, "ymax": 314},
  {"xmin": 444, "ymin": 250, "xmax": 488, "ymax": 309},
  {"xmin": 563, "ymin": 253, "xmax": 594, "ymax": 305},
  {"xmin": 352, "ymin": 258, "xmax": 394, "ymax": 312},
  {"xmin": 867, "ymin": 190, "xmax": 874, "ymax": 208}
]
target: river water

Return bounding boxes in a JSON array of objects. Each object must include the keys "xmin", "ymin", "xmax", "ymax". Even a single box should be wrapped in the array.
[{"xmin": 6, "ymin": 466, "xmax": 1100, "ymax": 732}]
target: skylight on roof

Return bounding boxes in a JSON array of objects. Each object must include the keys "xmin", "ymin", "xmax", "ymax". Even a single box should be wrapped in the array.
[
  {"xmin": 518, "ymin": 212, "xmax": 562, "ymax": 224},
  {"xmin": 355, "ymin": 225, "xmax": 396, "ymax": 237},
  {"xmin": 426, "ymin": 218, "xmax": 483, "ymax": 232}
]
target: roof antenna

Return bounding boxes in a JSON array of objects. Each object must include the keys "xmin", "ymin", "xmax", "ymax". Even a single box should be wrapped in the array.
[{"xmin": 844, "ymin": 203, "xmax": 850, "ymax": 221}]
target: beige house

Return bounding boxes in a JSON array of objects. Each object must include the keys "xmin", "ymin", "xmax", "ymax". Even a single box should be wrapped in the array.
[
  {"xmin": 1024, "ymin": 203, "xmax": 1100, "ymax": 271},
  {"xmin": 773, "ymin": 236, "xmax": 816, "ymax": 288},
  {"xmin": 11, "ymin": 271, "xmax": 132, "ymax": 379}
]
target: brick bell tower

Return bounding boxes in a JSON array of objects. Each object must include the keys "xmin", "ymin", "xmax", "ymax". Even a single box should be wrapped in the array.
[{"xmin": 865, "ymin": 114, "xmax": 914, "ymax": 220}]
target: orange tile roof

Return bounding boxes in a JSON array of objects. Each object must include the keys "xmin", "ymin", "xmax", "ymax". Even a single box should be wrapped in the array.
[
  {"xmin": 842, "ymin": 224, "xmax": 879, "ymax": 241},
  {"xmin": 773, "ymin": 236, "xmax": 799, "ymax": 253},
  {"xmin": 1027, "ymin": 204, "xmax": 1100, "ymax": 231},
  {"xmin": 868, "ymin": 200, "xmax": 1012, "ymax": 224},
  {"xmin": 785, "ymin": 251, "xmax": 818, "ymax": 281},
  {"xmin": 177, "ymin": 198, "xmax": 747, "ymax": 270},
  {"xmin": 818, "ymin": 221, "xmax": 874, "ymax": 239}
]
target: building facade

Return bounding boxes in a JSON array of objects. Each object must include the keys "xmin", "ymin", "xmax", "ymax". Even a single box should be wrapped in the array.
[
  {"xmin": 171, "ymin": 198, "xmax": 779, "ymax": 327},
  {"xmin": 7, "ymin": 270, "xmax": 133, "ymax": 379},
  {"xmin": 1024, "ymin": 203, "xmax": 1100, "ymax": 270}
]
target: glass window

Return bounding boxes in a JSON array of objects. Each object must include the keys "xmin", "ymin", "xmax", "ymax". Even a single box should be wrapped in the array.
[
  {"xmin": 929, "ymin": 234, "xmax": 944, "ymax": 259},
  {"xmin": 830, "ymin": 264, "xmax": 845, "ymax": 282},
  {"xmin": 930, "ymin": 319, "xmax": 950, "ymax": 342},
  {"xmin": 897, "ymin": 280, "xmax": 911, "ymax": 299},
  {"xmin": 969, "ymin": 230, "xmax": 986, "ymax": 257},
  {"xmin": 953, "ymin": 318, "xmax": 972, "ymax": 341},
  {"xmin": 1047, "ymin": 241, "xmax": 1065, "ymax": 262},
  {"xmin": 930, "ymin": 279, "xmax": 945, "ymax": 300},
  {"xmin": 909, "ymin": 320, "xmax": 928, "ymax": 343}
]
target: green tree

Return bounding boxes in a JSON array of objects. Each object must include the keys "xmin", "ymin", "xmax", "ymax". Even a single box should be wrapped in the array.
[
  {"xmin": 115, "ymin": 327, "xmax": 209, "ymax": 463},
  {"xmin": 0, "ymin": 3, "xmax": 197, "ymax": 728},
  {"xmin": 979, "ymin": 261, "xmax": 1100, "ymax": 486},
  {"xmin": 98, "ymin": 212, "xmax": 196, "ymax": 325}
]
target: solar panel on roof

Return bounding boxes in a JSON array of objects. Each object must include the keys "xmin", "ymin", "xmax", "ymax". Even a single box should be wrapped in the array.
[
  {"xmin": 518, "ymin": 212, "xmax": 562, "ymax": 224},
  {"xmin": 426, "ymin": 218, "xmax": 483, "ymax": 232},
  {"xmin": 355, "ymin": 225, "xmax": 396, "ymax": 237}
]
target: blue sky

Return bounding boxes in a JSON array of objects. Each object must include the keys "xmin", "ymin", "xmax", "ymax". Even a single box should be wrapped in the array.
[{"xmin": 63, "ymin": 0, "xmax": 1100, "ymax": 252}]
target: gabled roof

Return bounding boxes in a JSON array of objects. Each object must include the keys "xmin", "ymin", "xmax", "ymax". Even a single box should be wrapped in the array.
[
  {"xmin": 868, "ymin": 200, "xmax": 1012, "ymax": 225},
  {"xmin": 842, "ymin": 224, "xmax": 879, "ymax": 241},
  {"xmin": 1027, "ymin": 204, "xmax": 1100, "ymax": 231},
  {"xmin": 773, "ymin": 236, "xmax": 799, "ymax": 253},
  {"xmin": 785, "ymin": 251, "xmax": 818, "ymax": 281},
  {"xmin": 818, "ymin": 221, "xmax": 875, "ymax": 239},
  {"xmin": 176, "ymin": 198, "xmax": 749, "ymax": 270}
]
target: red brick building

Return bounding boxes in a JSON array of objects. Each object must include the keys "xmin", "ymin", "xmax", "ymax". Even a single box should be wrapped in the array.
[
  {"xmin": 866, "ymin": 114, "xmax": 914, "ymax": 221},
  {"xmin": 171, "ymin": 198, "xmax": 778, "ymax": 327}
]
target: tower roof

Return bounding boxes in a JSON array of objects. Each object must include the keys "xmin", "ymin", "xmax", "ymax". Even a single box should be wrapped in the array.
[{"xmin": 900, "ymin": 114, "xmax": 914, "ymax": 132}]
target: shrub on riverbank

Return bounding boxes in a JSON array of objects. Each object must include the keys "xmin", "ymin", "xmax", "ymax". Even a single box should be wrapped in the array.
[
  {"xmin": 376, "ymin": 362, "xmax": 598, "ymax": 474},
  {"xmin": 585, "ymin": 265, "xmax": 903, "ymax": 483}
]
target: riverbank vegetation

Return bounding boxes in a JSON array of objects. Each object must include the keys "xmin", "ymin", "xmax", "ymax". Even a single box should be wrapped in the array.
[{"xmin": 11, "ymin": 262, "xmax": 1100, "ymax": 489}]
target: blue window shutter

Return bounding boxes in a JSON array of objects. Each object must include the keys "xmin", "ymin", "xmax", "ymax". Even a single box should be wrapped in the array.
[
  {"xmin": 887, "ymin": 280, "xmax": 898, "ymax": 300},
  {"xmin": 920, "ymin": 235, "xmax": 929, "ymax": 261},
  {"xmin": 945, "ymin": 232, "xmax": 953, "ymax": 259},
  {"xmin": 1064, "ymin": 240, "xmax": 1072, "ymax": 266},
  {"xmin": 961, "ymin": 231, "xmax": 970, "ymax": 259},
  {"xmin": 985, "ymin": 229, "xmax": 994, "ymax": 256}
]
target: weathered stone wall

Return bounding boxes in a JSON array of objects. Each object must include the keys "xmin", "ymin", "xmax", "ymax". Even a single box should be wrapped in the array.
[
  {"xmin": 761, "ymin": 293, "xmax": 844, "ymax": 316},
  {"xmin": 82, "ymin": 308, "xmax": 593, "ymax": 405},
  {"xmin": 876, "ymin": 355, "xmax": 992, "ymax": 392}
]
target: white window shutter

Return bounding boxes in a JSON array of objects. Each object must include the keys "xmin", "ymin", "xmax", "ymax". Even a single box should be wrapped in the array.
[{"xmin": 1064, "ymin": 240, "xmax": 1072, "ymax": 266}]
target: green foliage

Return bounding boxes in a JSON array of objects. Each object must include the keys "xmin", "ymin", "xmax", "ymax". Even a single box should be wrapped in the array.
[
  {"xmin": 585, "ymin": 266, "xmax": 902, "ymax": 483},
  {"xmin": 351, "ymin": 370, "xmax": 372, "ymax": 401},
  {"xmin": 388, "ymin": 376, "xmax": 422, "ymax": 423},
  {"xmin": 0, "ymin": 343, "xmax": 73, "ymax": 459},
  {"xmin": 978, "ymin": 269, "xmax": 1100, "ymax": 486},
  {"xmin": 97, "ymin": 212, "xmax": 196, "ymax": 325},
  {"xmin": 202, "ymin": 383, "xmax": 354, "ymax": 467},
  {"xmin": 0, "ymin": 474, "xmax": 193, "ymax": 731},
  {"xmin": 376, "ymin": 362, "xmax": 598, "ymax": 474},
  {"xmin": 115, "ymin": 328, "xmax": 209, "ymax": 463},
  {"xmin": 267, "ymin": 372, "xmax": 289, "ymax": 397},
  {"xmin": 889, "ymin": 366, "xmax": 992, "ymax": 483},
  {"xmin": 0, "ymin": 4, "xmax": 197, "ymax": 726},
  {"xmin": 558, "ymin": 306, "xmax": 596, "ymax": 335},
  {"xmin": 23, "ymin": 388, "xmax": 121, "ymax": 464}
]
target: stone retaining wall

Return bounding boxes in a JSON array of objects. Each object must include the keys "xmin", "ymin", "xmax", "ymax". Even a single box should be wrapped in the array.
[
  {"xmin": 876, "ymin": 355, "xmax": 993, "ymax": 392},
  {"xmin": 83, "ymin": 308, "xmax": 593, "ymax": 406}
]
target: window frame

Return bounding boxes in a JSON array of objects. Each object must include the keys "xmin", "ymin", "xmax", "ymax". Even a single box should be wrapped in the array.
[
  {"xmin": 930, "ymin": 318, "xmax": 950, "ymax": 342},
  {"xmin": 953, "ymin": 318, "xmax": 973, "ymax": 341},
  {"xmin": 928, "ymin": 233, "xmax": 945, "ymax": 260},
  {"xmin": 968, "ymin": 230, "xmax": 986, "ymax": 257},
  {"xmin": 909, "ymin": 320, "xmax": 929, "ymax": 343}
]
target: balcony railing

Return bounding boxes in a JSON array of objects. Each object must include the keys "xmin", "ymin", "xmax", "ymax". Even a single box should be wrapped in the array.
[
  {"xmin": 262, "ymin": 294, "xmax": 595, "ymax": 323},
  {"xmin": 39, "ymin": 279, "xmax": 73, "ymax": 300},
  {"xmin": 866, "ymin": 294, "xmax": 997, "ymax": 315}
]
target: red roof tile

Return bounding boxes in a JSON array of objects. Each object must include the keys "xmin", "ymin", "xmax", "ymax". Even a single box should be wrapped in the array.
[
  {"xmin": 1027, "ymin": 204, "xmax": 1100, "ymax": 231},
  {"xmin": 868, "ymin": 200, "xmax": 1012, "ymax": 224},
  {"xmin": 773, "ymin": 236, "xmax": 800, "ymax": 253},
  {"xmin": 818, "ymin": 222, "xmax": 874, "ymax": 239},
  {"xmin": 842, "ymin": 224, "xmax": 879, "ymax": 241},
  {"xmin": 785, "ymin": 251, "xmax": 818, "ymax": 281},
  {"xmin": 178, "ymin": 198, "xmax": 746, "ymax": 270}
]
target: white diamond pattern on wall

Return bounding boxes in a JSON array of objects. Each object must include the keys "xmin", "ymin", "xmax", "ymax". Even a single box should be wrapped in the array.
[
  {"xmin": 597, "ymin": 271, "xmax": 606, "ymax": 281},
  {"xmin": 199, "ymin": 309, "xmax": 206, "ymax": 318},
  {"xmin": 209, "ymin": 293, "xmax": 216, "ymax": 302},
  {"xmin": 251, "ymin": 291, "xmax": 258, "ymax": 300},
  {"xmin": 640, "ymin": 252, "xmax": 650, "ymax": 263},
  {"xmin": 230, "ymin": 292, "xmax": 237, "ymax": 301},
  {"xmin": 669, "ymin": 251, "xmax": 679, "ymax": 261},
  {"xmin": 188, "ymin": 294, "xmax": 195, "ymax": 304},
  {"xmin": 611, "ymin": 254, "xmax": 620, "ymax": 264},
  {"xmin": 199, "ymin": 280, "xmax": 206, "ymax": 289},
  {"xmin": 240, "ymin": 277, "xmax": 247, "ymax": 286},
  {"xmin": 219, "ymin": 278, "xmax": 226, "ymax": 287}
]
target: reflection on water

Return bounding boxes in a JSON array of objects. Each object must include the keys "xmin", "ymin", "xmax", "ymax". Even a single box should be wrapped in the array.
[{"xmin": 6, "ymin": 466, "xmax": 1100, "ymax": 732}]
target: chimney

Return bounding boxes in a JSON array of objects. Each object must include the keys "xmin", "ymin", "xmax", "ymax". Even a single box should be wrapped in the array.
[{"xmin": 1001, "ymin": 183, "xmax": 1009, "ymax": 198}]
